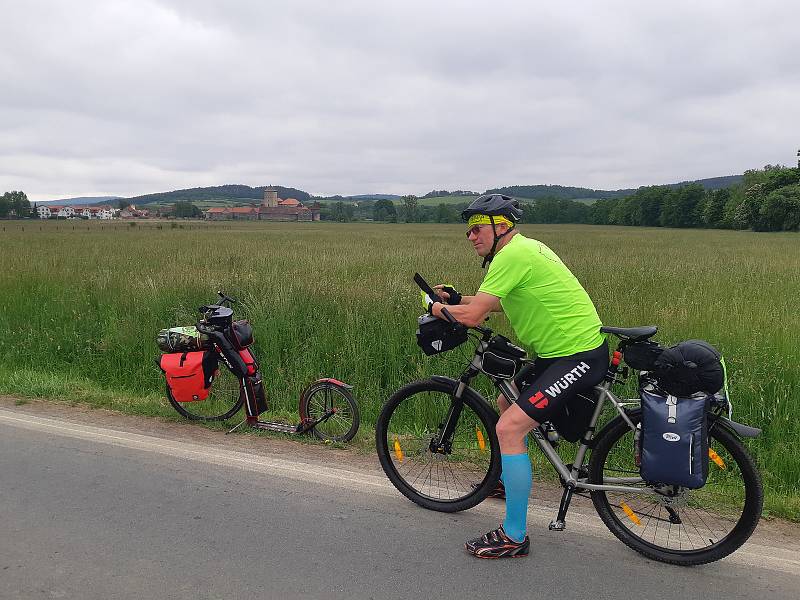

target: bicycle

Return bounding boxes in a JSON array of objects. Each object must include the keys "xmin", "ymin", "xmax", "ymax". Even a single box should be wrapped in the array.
[
  {"xmin": 375, "ymin": 276, "xmax": 763, "ymax": 565},
  {"xmin": 160, "ymin": 291, "xmax": 360, "ymax": 443}
]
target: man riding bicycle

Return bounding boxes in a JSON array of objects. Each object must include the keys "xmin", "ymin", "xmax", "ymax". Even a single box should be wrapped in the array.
[{"xmin": 427, "ymin": 193, "xmax": 608, "ymax": 559}]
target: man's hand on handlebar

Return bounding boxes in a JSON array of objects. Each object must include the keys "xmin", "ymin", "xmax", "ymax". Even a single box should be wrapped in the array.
[{"xmin": 433, "ymin": 284, "xmax": 462, "ymax": 305}]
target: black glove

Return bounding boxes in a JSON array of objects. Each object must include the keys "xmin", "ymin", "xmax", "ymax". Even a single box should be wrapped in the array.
[{"xmin": 441, "ymin": 285, "xmax": 462, "ymax": 305}]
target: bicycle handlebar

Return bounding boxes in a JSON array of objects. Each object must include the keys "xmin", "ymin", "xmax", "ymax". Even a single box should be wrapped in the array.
[
  {"xmin": 216, "ymin": 290, "xmax": 237, "ymax": 306},
  {"xmin": 413, "ymin": 272, "xmax": 492, "ymax": 337}
]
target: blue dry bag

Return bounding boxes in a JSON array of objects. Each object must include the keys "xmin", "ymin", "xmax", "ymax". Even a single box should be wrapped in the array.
[{"xmin": 639, "ymin": 384, "xmax": 710, "ymax": 489}]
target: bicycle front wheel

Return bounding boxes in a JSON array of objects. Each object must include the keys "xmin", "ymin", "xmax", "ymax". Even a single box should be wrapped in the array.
[
  {"xmin": 166, "ymin": 363, "xmax": 244, "ymax": 421},
  {"xmin": 589, "ymin": 412, "xmax": 763, "ymax": 565},
  {"xmin": 376, "ymin": 379, "xmax": 501, "ymax": 513}
]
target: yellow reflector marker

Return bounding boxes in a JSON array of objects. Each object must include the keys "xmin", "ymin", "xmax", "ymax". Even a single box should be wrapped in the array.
[
  {"xmin": 709, "ymin": 448, "xmax": 726, "ymax": 469},
  {"xmin": 393, "ymin": 438, "xmax": 404, "ymax": 462},
  {"xmin": 476, "ymin": 427, "xmax": 486, "ymax": 451},
  {"xmin": 620, "ymin": 502, "xmax": 641, "ymax": 526}
]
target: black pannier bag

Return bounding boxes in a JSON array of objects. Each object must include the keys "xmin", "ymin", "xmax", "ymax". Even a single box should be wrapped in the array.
[
  {"xmin": 478, "ymin": 335, "xmax": 526, "ymax": 379},
  {"xmin": 550, "ymin": 392, "xmax": 596, "ymax": 443},
  {"xmin": 227, "ymin": 319, "xmax": 254, "ymax": 350},
  {"xmin": 639, "ymin": 383, "xmax": 710, "ymax": 489},
  {"xmin": 653, "ymin": 339, "xmax": 724, "ymax": 397},
  {"xmin": 416, "ymin": 313, "xmax": 468, "ymax": 356},
  {"xmin": 623, "ymin": 340, "xmax": 665, "ymax": 371},
  {"xmin": 243, "ymin": 371, "xmax": 268, "ymax": 417}
]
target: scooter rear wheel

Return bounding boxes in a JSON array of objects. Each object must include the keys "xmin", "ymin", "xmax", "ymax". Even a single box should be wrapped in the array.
[{"xmin": 299, "ymin": 381, "xmax": 360, "ymax": 442}]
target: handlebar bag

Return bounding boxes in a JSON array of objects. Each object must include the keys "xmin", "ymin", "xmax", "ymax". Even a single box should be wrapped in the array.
[
  {"xmin": 639, "ymin": 385, "xmax": 710, "ymax": 489},
  {"xmin": 416, "ymin": 314, "xmax": 468, "ymax": 356},
  {"xmin": 227, "ymin": 320, "xmax": 254, "ymax": 350},
  {"xmin": 159, "ymin": 350, "xmax": 218, "ymax": 402}
]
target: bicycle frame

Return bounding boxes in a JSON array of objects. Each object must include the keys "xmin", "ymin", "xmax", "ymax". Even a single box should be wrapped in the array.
[{"xmin": 438, "ymin": 339, "xmax": 666, "ymax": 530}]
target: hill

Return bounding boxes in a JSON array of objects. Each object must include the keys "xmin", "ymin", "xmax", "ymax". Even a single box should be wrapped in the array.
[
  {"xmin": 488, "ymin": 175, "xmax": 743, "ymax": 201},
  {"xmin": 99, "ymin": 174, "xmax": 743, "ymax": 209},
  {"xmin": 125, "ymin": 185, "xmax": 311, "ymax": 206},
  {"xmin": 37, "ymin": 196, "xmax": 122, "ymax": 206}
]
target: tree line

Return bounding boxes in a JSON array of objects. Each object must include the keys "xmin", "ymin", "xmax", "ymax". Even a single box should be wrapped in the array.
[
  {"xmin": 321, "ymin": 165, "xmax": 799, "ymax": 232},
  {"xmin": 587, "ymin": 165, "xmax": 800, "ymax": 231}
]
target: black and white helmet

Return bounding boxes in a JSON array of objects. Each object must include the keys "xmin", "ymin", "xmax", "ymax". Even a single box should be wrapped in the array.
[{"xmin": 460, "ymin": 194, "xmax": 522, "ymax": 223}]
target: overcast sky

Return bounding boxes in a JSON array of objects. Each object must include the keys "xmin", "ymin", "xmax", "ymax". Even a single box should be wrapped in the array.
[{"xmin": 1, "ymin": 1, "xmax": 798, "ymax": 201}]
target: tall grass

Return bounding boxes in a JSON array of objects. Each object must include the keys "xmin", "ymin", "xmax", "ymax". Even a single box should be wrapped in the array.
[{"xmin": 1, "ymin": 220, "xmax": 798, "ymax": 517}]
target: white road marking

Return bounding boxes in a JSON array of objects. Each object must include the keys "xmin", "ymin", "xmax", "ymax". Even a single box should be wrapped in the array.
[{"xmin": 1, "ymin": 407, "xmax": 797, "ymax": 575}]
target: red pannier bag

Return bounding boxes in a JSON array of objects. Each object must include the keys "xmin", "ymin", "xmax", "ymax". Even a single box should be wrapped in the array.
[{"xmin": 159, "ymin": 351, "xmax": 218, "ymax": 402}]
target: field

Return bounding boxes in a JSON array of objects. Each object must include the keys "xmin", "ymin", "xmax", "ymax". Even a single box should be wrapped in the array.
[{"xmin": 1, "ymin": 220, "xmax": 798, "ymax": 518}]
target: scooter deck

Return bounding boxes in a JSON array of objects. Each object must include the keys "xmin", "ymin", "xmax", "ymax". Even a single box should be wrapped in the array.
[{"xmin": 251, "ymin": 420, "xmax": 302, "ymax": 434}]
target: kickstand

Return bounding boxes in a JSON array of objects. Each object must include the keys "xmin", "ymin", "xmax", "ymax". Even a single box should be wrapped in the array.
[{"xmin": 226, "ymin": 419, "xmax": 247, "ymax": 435}]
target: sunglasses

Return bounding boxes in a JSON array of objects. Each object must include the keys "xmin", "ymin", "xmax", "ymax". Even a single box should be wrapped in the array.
[{"xmin": 465, "ymin": 224, "xmax": 486, "ymax": 238}]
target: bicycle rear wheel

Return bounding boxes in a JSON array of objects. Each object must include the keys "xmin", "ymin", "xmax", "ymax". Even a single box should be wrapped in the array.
[
  {"xmin": 166, "ymin": 363, "xmax": 244, "ymax": 421},
  {"xmin": 299, "ymin": 381, "xmax": 360, "ymax": 443},
  {"xmin": 588, "ymin": 411, "xmax": 763, "ymax": 565},
  {"xmin": 376, "ymin": 379, "xmax": 501, "ymax": 513}
]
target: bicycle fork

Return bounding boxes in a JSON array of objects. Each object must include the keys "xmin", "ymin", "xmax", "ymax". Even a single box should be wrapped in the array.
[{"xmin": 431, "ymin": 381, "xmax": 468, "ymax": 453}]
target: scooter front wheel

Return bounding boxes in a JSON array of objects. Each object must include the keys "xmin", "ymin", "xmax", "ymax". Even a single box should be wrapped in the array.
[{"xmin": 299, "ymin": 380, "xmax": 360, "ymax": 443}]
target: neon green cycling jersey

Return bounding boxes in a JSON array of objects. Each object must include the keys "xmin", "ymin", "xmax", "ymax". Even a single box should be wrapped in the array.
[{"xmin": 478, "ymin": 234, "xmax": 604, "ymax": 358}]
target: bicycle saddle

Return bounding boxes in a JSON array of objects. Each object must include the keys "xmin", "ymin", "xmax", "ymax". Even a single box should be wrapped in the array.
[{"xmin": 600, "ymin": 325, "xmax": 658, "ymax": 341}]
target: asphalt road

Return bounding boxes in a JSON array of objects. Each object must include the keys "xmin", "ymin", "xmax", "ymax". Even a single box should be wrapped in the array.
[{"xmin": 1, "ymin": 407, "xmax": 798, "ymax": 600}]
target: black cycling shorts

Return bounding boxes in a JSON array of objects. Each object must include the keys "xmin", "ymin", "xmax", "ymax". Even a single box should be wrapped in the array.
[{"xmin": 514, "ymin": 341, "xmax": 609, "ymax": 424}]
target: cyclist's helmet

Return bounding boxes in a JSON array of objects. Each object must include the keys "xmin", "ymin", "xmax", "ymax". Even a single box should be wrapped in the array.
[
  {"xmin": 461, "ymin": 194, "xmax": 522, "ymax": 267},
  {"xmin": 460, "ymin": 194, "xmax": 522, "ymax": 224}
]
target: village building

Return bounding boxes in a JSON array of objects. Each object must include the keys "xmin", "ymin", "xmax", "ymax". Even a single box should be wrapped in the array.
[
  {"xmin": 37, "ymin": 204, "xmax": 116, "ymax": 219},
  {"xmin": 204, "ymin": 188, "xmax": 321, "ymax": 222}
]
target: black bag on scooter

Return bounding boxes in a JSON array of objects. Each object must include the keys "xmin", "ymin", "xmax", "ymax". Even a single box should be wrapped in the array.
[{"xmin": 639, "ymin": 383, "xmax": 710, "ymax": 489}]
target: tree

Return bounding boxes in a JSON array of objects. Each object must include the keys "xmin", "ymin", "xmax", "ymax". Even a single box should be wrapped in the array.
[
  {"xmin": 118, "ymin": 198, "xmax": 130, "ymax": 210},
  {"xmin": 660, "ymin": 184, "xmax": 704, "ymax": 228},
  {"xmin": 1, "ymin": 191, "xmax": 30, "ymax": 218},
  {"xmin": 331, "ymin": 201, "xmax": 354, "ymax": 222},
  {"xmin": 701, "ymin": 188, "xmax": 729, "ymax": 228},
  {"xmin": 173, "ymin": 201, "xmax": 202, "ymax": 218},
  {"xmin": 31, "ymin": 203, "xmax": 39, "ymax": 219},
  {"xmin": 400, "ymin": 195, "xmax": 419, "ymax": 223},
  {"xmin": 373, "ymin": 199, "xmax": 397, "ymax": 222},
  {"xmin": 435, "ymin": 203, "xmax": 457, "ymax": 223},
  {"xmin": 759, "ymin": 186, "xmax": 800, "ymax": 231}
]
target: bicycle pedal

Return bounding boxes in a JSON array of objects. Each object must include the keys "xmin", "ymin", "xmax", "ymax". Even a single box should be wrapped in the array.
[{"xmin": 548, "ymin": 520, "xmax": 566, "ymax": 531}]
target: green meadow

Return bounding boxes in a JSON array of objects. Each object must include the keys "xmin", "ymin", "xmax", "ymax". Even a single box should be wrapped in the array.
[{"xmin": 1, "ymin": 220, "xmax": 798, "ymax": 518}]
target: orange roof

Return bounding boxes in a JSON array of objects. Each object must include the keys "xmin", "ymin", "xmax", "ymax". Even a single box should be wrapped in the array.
[
  {"xmin": 206, "ymin": 207, "xmax": 228, "ymax": 213},
  {"xmin": 278, "ymin": 198, "xmax": 301, "ymax": 206},
  {"xmin": 230, "ymin": 206, "xmax": 257, "ymax": 213}
]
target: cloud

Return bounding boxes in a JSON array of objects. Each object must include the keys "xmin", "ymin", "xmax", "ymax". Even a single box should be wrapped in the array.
[{"xmin": 1, "ymin": 1, "xmax": 798, "ymax": 200}]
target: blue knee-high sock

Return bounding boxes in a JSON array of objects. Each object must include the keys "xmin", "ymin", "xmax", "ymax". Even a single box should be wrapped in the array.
[
  {"xmin": 499, "ymin": 436, "xmax": 527, "ymax": 486},
  {"xmin": 501, "ymin": 452, "xmax": 532, "ymax": 542}
]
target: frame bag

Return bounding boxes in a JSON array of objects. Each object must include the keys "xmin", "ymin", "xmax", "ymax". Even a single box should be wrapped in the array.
[
  {"xmin": 639, "ymin": 384, "xmax": 710, "ymax": 489},
  {"xmin": 550, "ymin": 392, "xmax": 596, "ymax": 443},
  {"xmin": 478, "ymin": 335, "xmax": 526, "ymax": 379},
  {"xmin": 160, "ymin": 350, "xmax": 218, "ymax": 402}
]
